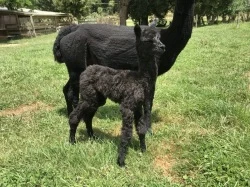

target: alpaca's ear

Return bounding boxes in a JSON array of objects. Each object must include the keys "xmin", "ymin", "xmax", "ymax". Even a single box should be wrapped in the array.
[{"xmin": 134, "ymin": 24, "xmax": 141, "ymax": 39}]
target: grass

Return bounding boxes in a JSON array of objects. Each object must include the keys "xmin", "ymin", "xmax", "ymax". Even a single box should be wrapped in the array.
[{"xmin": 0, "ymin": 22, "xmax": 250, "ymax": 186}]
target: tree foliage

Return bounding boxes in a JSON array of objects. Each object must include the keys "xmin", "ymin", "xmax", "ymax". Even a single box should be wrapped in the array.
[
  {"xmin": 0, "ymin": 0, "xmax": 32, "ymax": 10},
  {"xmin": 1, "ymin": 0, "xmax": 249, "ymax": 24},
  {"xmin": 128, "ymin": 0, "xmax": 174, "ymax": 25},
  {"xmin": 195, "ymin": 0, "xmax": 250, "ymax": 24}
]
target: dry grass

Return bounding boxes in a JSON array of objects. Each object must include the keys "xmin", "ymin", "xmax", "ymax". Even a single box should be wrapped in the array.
[{"xmin": 0, "ymin": 101, "xmax": 53, "ymax": 117}]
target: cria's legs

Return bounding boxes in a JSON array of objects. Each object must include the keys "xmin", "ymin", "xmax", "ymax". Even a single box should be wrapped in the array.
[
  {"xmin": 117, "ymin": 106, "xmax": 134, "ymax": 167},
  {"xmin": 68, "ymin": 100, "xmax": 87, "ymax": 144},
  {"xmin": 83, "ymin": 93, "xmax": 106, "ymax": 138},
  {"xmin": 134, "ymin": 108, "xmax": 146, "ymax": 152},
  {"xmin": 83, "ymin": 109, "xmax": 97, "ymax": 138}
]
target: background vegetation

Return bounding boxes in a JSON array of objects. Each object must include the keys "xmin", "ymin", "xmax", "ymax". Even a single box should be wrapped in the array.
[
  {"xmin": 0, "ymin": 22, "xmax": 249, "ymax": 186},
  {"xmin": 0, "ymin": 0, "xmax": 250, "ymax": 25}
]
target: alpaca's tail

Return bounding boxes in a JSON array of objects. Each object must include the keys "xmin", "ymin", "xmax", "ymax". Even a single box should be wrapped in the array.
[{"xmin": 53, "ymin": 24, "xmax": 78, "ymax": 63}]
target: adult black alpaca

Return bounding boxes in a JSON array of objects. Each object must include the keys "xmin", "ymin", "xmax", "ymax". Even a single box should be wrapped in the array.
[
  {"xmin": 53, "ymin": 0, "xmax": 195, "ymax": 115},
  {"xmin": 69, "ymin": 25, "xmax": 165, "ymax": 167}
]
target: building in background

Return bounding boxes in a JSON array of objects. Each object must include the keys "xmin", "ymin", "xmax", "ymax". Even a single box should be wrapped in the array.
[{"xmin": 0, "ymin": 8, "xmax": 73, "ymax": 39}]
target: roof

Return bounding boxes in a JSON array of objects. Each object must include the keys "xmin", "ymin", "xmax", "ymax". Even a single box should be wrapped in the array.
[{"xmin": 0, "ymin": 8, "xmax": 70, "ymax": 17}]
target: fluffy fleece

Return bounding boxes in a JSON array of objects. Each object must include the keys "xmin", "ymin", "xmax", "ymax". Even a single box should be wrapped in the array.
[
  {"xmin": 53, "ymin": 0, "xmax": 195, "ymax": 115},
  {"xmin": 68, "ymin": 25, "xmax": 165, "ymax": 167}
]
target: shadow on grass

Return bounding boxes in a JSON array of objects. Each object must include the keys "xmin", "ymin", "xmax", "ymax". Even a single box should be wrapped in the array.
[
  {"xmin": 59, "ymin": 104, "xmax": 162, "ymax": 151},
  {"xmin": 73, "ymin": 107, "xmax": 162, "ymax": 151},
  {"xmin": 57, "ymin": 107, "xmax": 68, "ymax": 117},
  {"xmin": 57, "ymin": 105, "xmax": 162, "ymax": 123},
  {"xmin": 77, "ymin": 128, "xmax": 143, "ymax": 151}
]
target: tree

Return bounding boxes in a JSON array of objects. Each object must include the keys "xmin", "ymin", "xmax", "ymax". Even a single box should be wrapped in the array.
[
  {"xmin": 128, "ymin": 0, "xmax": 174, "ymax": 25},
  {"xmin": 35, "ymin": 0, "xmax": 57, "ymax": 12},
  {"xmin": 128, "ymin": 0, "xmax": 149, "ymax": 25},
  {"xmin": 194, "ymin": 0, "xmax": 250, "ymax": 25},
  {"xmin": 149, "ymin": 0, "xmax": 174, "ymax": 19},
  {"xmin": 119, "ymin": 0, "xmax": 131, "ymax": 25},
  {"xmin": 0, "ymin": 0, "xmax": 33, "ymax": 10}
]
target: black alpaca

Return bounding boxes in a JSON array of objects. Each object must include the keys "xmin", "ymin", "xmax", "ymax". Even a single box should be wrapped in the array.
[
  {"xmin": 53, "ymin": 0, "xmax": 195, "ymax": 115},
  {"xmin": 68, "ymin": 25, "xmax": 165, "ymax": 167}
]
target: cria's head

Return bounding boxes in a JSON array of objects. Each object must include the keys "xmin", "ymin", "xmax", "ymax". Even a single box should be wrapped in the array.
[{"xmin": 134, "ymin": 24, "xmax": 165, "ymax": 59}]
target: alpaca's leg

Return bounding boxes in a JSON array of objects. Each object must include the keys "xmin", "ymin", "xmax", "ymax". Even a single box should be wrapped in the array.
[
  {"xmin": 69, "ymin": 100, "xmax": 87, "ymax": 144},
  {"xmin": 63, "ymin": 80, "xmax": 73, "ymax": 116},
  {"xmin": 117, "ymin": 105, "xmax": 134, "ymax": 167},
  {"xmin": 134, "ymin": 107, "xmax": 146, "ymax": 152},
  {"xmin": 84, "ymin": 94, "xmax": 106, "ymax": 138},
  {"xmin": 70, "ymin": 71, "xmax": 81, "ymax": 109},
  {"xmin": 66, "ymin": 67, "xmax": 84, "ymax": 115},
  {"xmin": 148, "ymin": 87, "xmax": 156, "ymax": 135},
  {"xmin": 83, "ymin": 109, "xmax": 97, "ymax": 138}
]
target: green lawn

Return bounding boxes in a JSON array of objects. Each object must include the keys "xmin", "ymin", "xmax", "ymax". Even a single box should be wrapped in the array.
[{"xmin": 0, "ymin": 22, "xmax": 250, "ymax": 186}]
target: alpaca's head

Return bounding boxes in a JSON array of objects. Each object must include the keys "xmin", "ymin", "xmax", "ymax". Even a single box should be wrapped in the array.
[{"xmin": 134, "ymin": 25, "xmax": 165, "ymax": 61}]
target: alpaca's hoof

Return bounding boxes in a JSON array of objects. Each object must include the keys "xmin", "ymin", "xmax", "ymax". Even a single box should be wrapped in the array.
[
  {"xmin": 147, "ymin": 128, "xmax": 153, "ymax": 136},
  {"xmin": 92, "ymin": 134, "xmax": 99, "ymax": 140},
  {"xmin": 141, "ymin": 147, "xmax": 146, "ymax": 153},
  {"xmin": 88, "ymin": 135, "xmax": 99, "ymax": 141},
  {"xmin": 117, "ymin": 158, "xmax": 126, "ymax": 167},
  {"xmin": 69, "ymin": 137, "xmax": 76, "ymax": 144},
  {"xmin": 88, "ymin": 133, "xmax": 98, "ymax": 139}
]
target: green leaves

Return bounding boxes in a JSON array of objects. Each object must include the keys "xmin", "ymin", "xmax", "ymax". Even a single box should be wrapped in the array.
[{"xmin": 0, "ymin": 0, "xmax": 32, "ymax": 10}]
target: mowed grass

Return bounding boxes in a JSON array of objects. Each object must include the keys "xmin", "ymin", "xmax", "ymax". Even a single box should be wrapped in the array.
[{"xmin": 0, "ymin": 22, "xmax": 250, "ymax": 186}]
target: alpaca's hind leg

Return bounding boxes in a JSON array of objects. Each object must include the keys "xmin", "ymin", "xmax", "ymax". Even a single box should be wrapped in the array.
[
  {"xmin": 70, "ymin": 72, "xmax": 81, "ymax": 109},
  {"xmin": 134, "ymin": 107, "xmax": 146, "ymax": 152},
  {"xmin": 69, "ymin": 101, "xmax": 87, "ymax": 144},
  {"xmin": 66, "ymin": 67, "xmax": 84, "ymax": 115},
  {"xmin": 83, "ymin": 109, "xmax": 97, "ymax": 138},
  {"xmin": 63, "ymin": 80, "xmax": 73, "ymax": 116},
  {"xmin": 117, "ymin": 105, "xmax": 134, "ymax": 167}
]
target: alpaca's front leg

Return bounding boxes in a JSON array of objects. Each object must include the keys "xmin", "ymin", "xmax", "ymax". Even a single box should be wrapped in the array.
[
  {"xmin": 141, "ymin": 100, "xmax": 152, "ymax": 134},
  {"xmin": 134, "ymin": 108, "xmax": 146, "ymax": 152},
  {"xmin": 144, "ymin": 88, "xmax": 155, "ymax": 135},
  {"xmin": 117, "ymin": 106, "xmax": 134, "ymax": 167}
]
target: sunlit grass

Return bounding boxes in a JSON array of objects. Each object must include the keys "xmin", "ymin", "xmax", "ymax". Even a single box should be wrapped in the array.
[{"xmin": 0, "ymin": 22, "xmax": 250, "ymax": 186}]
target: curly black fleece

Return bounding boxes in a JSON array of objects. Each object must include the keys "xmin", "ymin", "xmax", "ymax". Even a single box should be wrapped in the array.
[
  {"xmin": 68, "ymin": 25, "xmax": 165, "ymax": 167},
  {"xmin": 53, "ymin": 0, "xmax": 195, "ymax": 115}
]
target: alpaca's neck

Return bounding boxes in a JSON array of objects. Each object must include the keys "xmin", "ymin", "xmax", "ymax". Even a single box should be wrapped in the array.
[
  {"xmin": 138, "ymin": 57, "xmax": 158, "ymax": 81},
  {"xmin": 170, "ymin": 0, "xmax": 195, "ymax": 38},
  {"xmin": 158, "ymin": 0, "xmax": 195, "ymax": 75}
]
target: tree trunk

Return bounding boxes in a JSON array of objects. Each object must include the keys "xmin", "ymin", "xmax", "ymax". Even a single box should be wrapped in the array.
[
  {"xmin": 140, "ymin": 16, "xmax": 148, "ymax": 25},
  {"xmin": 222, "ymin": 14, "xmax": 227, "ymax": 23},
  {"xmin": 119, "ymin": 0, "xmax": 131, "ymax": 25}
]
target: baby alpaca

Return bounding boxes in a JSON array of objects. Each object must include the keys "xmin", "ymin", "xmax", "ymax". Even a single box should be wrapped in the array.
[{"xmin": 69, "ymin": 25, "xmax": 165, "ymax": 167}]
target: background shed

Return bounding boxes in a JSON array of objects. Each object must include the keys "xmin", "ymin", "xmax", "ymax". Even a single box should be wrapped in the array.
[{"xmin": 0, "ymin": 8, "xmax": 73, "ymax": 39}]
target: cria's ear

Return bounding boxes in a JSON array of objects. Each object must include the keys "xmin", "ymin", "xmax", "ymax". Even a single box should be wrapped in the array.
[{"xmin": 134, "ymin": 24, "xmax": 141, "ymax": 39}]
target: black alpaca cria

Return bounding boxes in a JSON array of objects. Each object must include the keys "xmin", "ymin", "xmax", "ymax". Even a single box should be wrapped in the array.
[
  {"xmin": 68, "ymin": 25, "xmax": 165, "ymax": 167},
  {"xmin": 53, "ymin": 0, "xmax": 195, "ymax": 115}
]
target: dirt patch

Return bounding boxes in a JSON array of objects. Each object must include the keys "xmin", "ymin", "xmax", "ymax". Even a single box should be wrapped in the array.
[
  {"xmin": 151, "ymin": 141, "xmax": 183, "ymax": 183},
  {"xmin": 0, "ymin": 43, "xmax": 27, "ymax": 48},
  {"xmin": 182, "ymin": 125, "xmax": 214, "ymax": 136},
  {"xmin": 152, "ymin": 114, "xmax": 185, "ymax": 132},
  {"xmin": 154, "ymin": 155, "xmax": 176, "ymax": 176},
  {"xmin": 153, "ymin": 152, "xmax": 184, "ymax": 183},
  {"xmin": 245, "ymin": 72, "xmax": 250, "ymax": 91},
  {"xmin": 111, "ymin": 124, "xmax": 121, "ymax": 136},
  {"xmin": 0, "ymin": 102, "xmax": 53, "ymax": 116}
]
